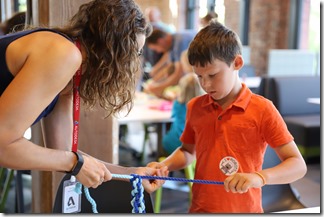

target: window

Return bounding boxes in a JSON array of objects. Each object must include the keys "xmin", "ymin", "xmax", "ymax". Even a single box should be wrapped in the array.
[
  {"xmin": 308, "ymin": 0, "xmax": 320, "ymax": 53},
  {"xmin": 17, "ymin": 0, "xmax": 27, "ymax": 12}
]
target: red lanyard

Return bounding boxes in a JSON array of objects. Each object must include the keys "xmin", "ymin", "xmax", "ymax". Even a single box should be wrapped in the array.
[{"xmin": 72, "ymin": 40, "xmax": 82, "ymax": 152}]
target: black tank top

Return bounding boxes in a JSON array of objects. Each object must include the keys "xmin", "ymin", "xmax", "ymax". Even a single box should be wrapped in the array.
[{"xmin": 0, "ymin": 28, "xmax": 74, "ymax": 125}]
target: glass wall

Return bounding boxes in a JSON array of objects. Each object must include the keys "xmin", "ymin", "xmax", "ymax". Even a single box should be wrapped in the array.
[
  {"xmin": 1, "ymin": 0, "xmax": 26, "ymax": 21},
  {"xmin": 308, "ymin": 0, "xmax": 320, "ymax": 75},
  {"xmin": 17, "ymin": 0, "xmax": 27, "ymax": 12},
  {"xmin": 307, "ymin": 0, "xmax": 320, "ymax": 53}
]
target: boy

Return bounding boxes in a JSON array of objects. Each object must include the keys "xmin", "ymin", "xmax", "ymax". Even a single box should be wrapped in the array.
[{"xmin": 147, "ymin": 20, "xmax": 307, "ymax": 213}]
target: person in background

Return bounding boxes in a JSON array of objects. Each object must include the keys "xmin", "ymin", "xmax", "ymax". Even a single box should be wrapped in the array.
[
  {"xmin": 200, "ymin": 11, "xmax": 218, "ymax": 28},
  {"xmin": 147, "ymin": 20, "xmax": 307, "ymax": 213},
  {"xmin": 0, "ymin": 11, "xmax": 26, "ymax": 35},
  {"xmin": 143, "ymin": 28, "xmax": 196, "ymax": 98},
  {"xmin": 0, "ymin": 0, "xmax": 168, "ymax": 192},
  {"xmin": 144, "ymin": 6, "xmax": 176, "ymax": 34},
  {"xmin": 160, "ymin": 49, "xmax": 205, "ymax": 101},
  {"xmin": 140, "ymin": 7, "xmax": 176, "ymax": 88},
  {"xmin": 162, "ymin": 70, "xmax": 203, "ymax": 155}
]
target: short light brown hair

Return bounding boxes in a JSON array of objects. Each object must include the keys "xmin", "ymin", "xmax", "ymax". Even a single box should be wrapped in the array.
[{"xmin": 188, "ymin": 20, "xmax": 242, "ymax": 67}]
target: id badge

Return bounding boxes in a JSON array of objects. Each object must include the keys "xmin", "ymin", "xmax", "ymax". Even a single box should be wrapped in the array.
[{"xmin": 62, "ymin": 177, "xmax": 81, "ymax": 213}]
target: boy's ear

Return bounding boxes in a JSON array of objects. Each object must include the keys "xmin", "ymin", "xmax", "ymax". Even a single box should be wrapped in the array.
[{"xmin": 233, "ymin": 55, "xmax": 244, "ymax": 70}]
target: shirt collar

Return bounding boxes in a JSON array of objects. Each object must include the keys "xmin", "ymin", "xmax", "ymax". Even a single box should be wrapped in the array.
[{"xmin": 201, "ymin": 83, "xmax": 252, "ymax": 111}]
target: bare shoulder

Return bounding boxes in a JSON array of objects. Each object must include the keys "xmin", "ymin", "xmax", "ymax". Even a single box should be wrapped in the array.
[{"xmin": 7, "ymin": 30, "xmax": 82, "ymax": 77}]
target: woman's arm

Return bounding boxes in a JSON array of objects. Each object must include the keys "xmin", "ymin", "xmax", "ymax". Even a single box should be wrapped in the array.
[
  {"xmin": 0, "ymin": 32, "xmax": 109, "ymax": 188},
  {"xmin": 41, "ymin": 81, "xmax": 74, "ymax": 151},
  {"xmin": 0, "ymin": 31, "xmax": 168, "ymax": 191}
]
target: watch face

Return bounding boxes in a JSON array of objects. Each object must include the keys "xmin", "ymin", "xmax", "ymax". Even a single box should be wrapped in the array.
[{"xmin": 219, "ymin": 156, "xmax": 239, "ymax": 176}]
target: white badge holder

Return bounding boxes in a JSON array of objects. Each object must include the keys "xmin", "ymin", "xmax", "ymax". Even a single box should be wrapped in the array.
[{"xmin": 62, "ymin": 175, "xmax": 81, "ymax": 213}]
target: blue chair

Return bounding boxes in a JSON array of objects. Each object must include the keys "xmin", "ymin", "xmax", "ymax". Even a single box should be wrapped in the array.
[{"xmin": 262, "ymin": 145, "xmax": 306, "ymax": 212}]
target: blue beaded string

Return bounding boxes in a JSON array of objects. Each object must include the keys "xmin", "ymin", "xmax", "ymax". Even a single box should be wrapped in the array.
[
  {"xmin": 111, "ymin": 174, "xmax": 224, "ymax": 185},
  {"xmin": 138, "ymin": 175, "xmax": 224, "ymax": 185},
  {"xmin": 83, "ymin": 187, "xmax": 98, "ymax": 213},
  {"xmin": 74, "ymin": 182, "xmax": 99, "ymax": 213},
  {"xmin": 130, "ymin": 174, "xmax": 146, "ymax": 213},
  {"xmin": 73, "ymin": 174, "xmax": 224, "ymax": 213}
]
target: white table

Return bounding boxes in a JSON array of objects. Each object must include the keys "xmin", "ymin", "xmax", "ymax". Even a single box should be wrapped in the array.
[
  {"xmin": 273, "ymin": 206, "xmax": 320, "ymax": 213},
  {"xmin": 240, "ymin": 77, "xmax": 261, "ymax": 93},
  {"xmin": 118, "ymin": 103, "xmax": 172, "ymax": 125},
  {"xmin": 307, "ymin": 97, "xmax": 320, "ymax": 105},
  {"xmin": 117, "ymin": 92, "xmax": 173, "ymax": 157},
  {"xmin": 240, "ymin": 76, "xmax": 261, "ymax": 89}
]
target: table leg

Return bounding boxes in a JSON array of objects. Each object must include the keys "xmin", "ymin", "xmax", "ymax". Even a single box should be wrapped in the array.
[{"xmin": 156, "ymin": 122, "xmax": 170, "ymax": 159}]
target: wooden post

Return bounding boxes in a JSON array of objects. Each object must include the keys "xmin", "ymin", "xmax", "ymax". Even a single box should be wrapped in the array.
[{"xmin": 30, "ymin": 123, "xmax": 53, "ymax": 213}]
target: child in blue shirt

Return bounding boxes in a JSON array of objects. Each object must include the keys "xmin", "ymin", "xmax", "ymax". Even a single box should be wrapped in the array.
[{"xmin": 162, "ymin": 51, "xmax": 204, "ymax": 154}]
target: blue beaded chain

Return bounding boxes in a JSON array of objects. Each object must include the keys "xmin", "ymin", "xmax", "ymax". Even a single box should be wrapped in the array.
[
  {"xmin": 138, "ymin": 175, "xmax": 224, "ymax": 185},
  {"xmin": 130, "ymin": 174, "xmax": 146, "ymax": 213},
  {"xmin": 74, "ymin": 174, "xmax": 224, "ymax": 213}
]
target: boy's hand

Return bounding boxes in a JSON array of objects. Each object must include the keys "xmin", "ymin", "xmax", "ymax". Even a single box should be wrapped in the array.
[
  {"xmin": 223, "ymin": 172, "xmax": 265, "ymax": 194},
  {"xmin": 134, "ymin": 166, "xmax": 169, "ymax": 193}
]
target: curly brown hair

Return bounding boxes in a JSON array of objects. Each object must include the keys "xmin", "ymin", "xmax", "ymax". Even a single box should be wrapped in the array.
[{"xmin": 55, "ymin": 0, "xmax": 152, "ymax": 117}]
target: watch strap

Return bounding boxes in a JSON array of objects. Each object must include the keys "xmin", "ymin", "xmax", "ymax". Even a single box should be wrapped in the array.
[{"xmin": 66, "ymin": 151, "xmax": 84, "ymax": 176}]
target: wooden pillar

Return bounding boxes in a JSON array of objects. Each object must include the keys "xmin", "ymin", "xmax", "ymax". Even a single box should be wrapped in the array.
[
  {"xmin": 248, "ymin": 0, "xmax": 291, "ymax": 76},
  {"xmin": 30, "ymin": 0, "xmax": 119, "ymax": 213},
  {"xmin": 30, "ymin": 123, "xmax": 53, "ymax": 213},
  {"xmin": 29, "ymin": 0, "xmax": 49, "ymax": 26}
]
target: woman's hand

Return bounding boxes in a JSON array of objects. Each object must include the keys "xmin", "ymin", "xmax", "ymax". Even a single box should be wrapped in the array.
[
  {"xmin": 75, "ymin": 154, "xmax": 112, "ymax": 188},
  {"xmin": 223, "ymin": 172, "xmax": 265, "ymax": 194},
  {"xmin": 134, "ymin": 166, "xmax": 169, "ymax": 193},
  {"xmin": 146, "ymin": 161, "xmax": 165, "ymax": 169}
]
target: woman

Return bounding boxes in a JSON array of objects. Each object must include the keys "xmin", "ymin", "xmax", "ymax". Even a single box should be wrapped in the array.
[{"xmin": 0, "ymin": 0, "xmax": 168, "ymax": 191}]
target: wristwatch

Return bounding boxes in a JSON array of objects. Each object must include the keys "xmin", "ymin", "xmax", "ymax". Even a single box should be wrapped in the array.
[{"xmin": 66, "ymin": 151, "xmax": 84, "ymax": 176}]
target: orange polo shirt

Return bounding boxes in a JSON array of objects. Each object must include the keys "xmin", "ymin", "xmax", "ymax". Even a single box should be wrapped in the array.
[{"xmin": 180, "ymin": 83, "xmax": 293, "ymax": 213}]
